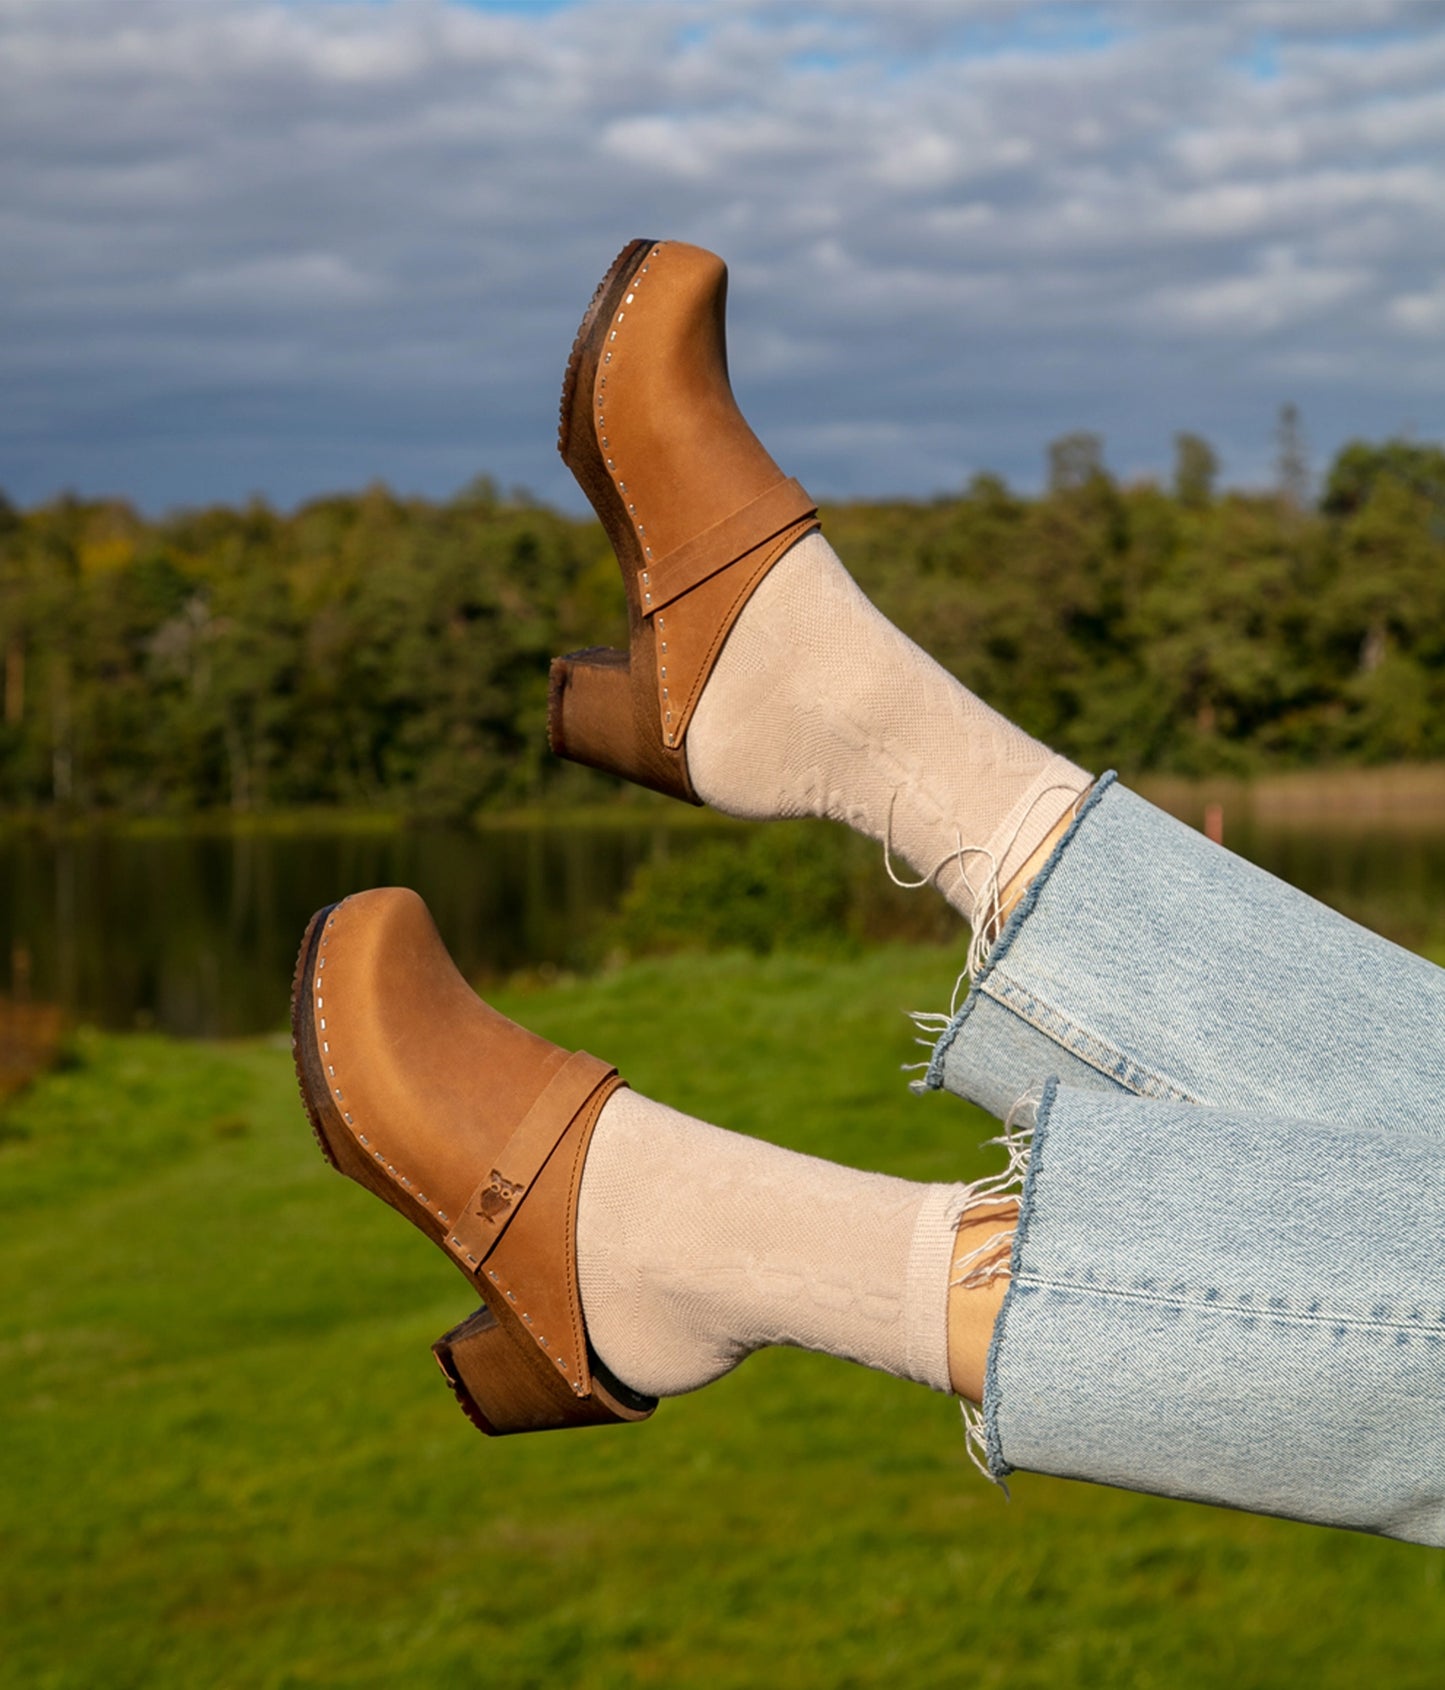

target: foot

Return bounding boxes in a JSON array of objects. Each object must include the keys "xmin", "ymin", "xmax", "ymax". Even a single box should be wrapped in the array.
[
  {"xmin": 291, "ymin": 887, "xmax": 655, "ymax": 1434},
  {"xmin": 551, "ymin": 240, "xmax": 1092, "ymax": 926},
  {"xmin": 550, "ymin": 239, "xmax": 819, "ymax": 800}
]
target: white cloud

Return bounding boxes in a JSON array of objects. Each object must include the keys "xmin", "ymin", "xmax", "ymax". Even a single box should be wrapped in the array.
[
  {"xmin": 0, "ymin": 0, "xmax": 1442, "ymax": 510},
  {"xmin": 175, "ymin": 253, "xmax": 385, "ymax": 307},
  {"xmin": 1389, "ymin": 285, "xmax": 1445, "ymax": 335},
  {"xmin": 1150, "ymin": 251, "xmax": 1372, "ymax": 335}
]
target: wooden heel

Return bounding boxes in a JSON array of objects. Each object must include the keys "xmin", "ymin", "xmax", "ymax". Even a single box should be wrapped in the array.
[
  {"xmin": 433, "ymin": 1304, "xmax": 656, "ymax": 1437},
  {"xmin": 546, "ymin": 646, "xmax": 677, "ymax": 795}
]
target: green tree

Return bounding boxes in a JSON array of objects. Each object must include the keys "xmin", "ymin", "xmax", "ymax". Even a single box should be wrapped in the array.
[
  {"xmin": 1173, "ymin": 432, "xmax": 1218, "ymax": 508},
  {"xmin": 1047, "ymin": 432, "xmax": 1106, "ymax": 494},
  {"xmin": 1276, "ymin": 403, "xmax": 1311, "ymax": 509}
]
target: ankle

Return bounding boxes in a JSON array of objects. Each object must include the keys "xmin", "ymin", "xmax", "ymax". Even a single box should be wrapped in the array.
[
  {"xmin": 946, "ymin": 1201, "xmax": 1017, "ymax": 1402},
  {"xmin": 577, "ymin": 1087, "xmax": 970, "ymax": 1401},
  {"xmin": 992, "ymin": 787, "xmax": 1089, "ymax": 931},
  {"xmin": 688, "ymin": 531, "xmax": 1093, "ymax": 925}
]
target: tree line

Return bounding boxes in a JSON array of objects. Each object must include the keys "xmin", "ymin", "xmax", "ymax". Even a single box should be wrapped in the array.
[{"xmin": 1, "ymin": 436, "xmax": 1442, "ymax": 820}]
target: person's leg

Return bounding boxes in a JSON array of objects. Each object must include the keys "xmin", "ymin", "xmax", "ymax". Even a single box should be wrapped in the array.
[
  {"xmin": 296, "ymin": 890, "xmax": 1445, "ymax": 1546},
  {"xmin": 550, "ymin": 241, "xmax": 1445, "ymax": 1128},
  {"xmin": 549, "ymin": 239, "xmax": 1091, "ymax": 939},
  {"xmin": 293, "ymin": 887, "xmax": 1008, "ymax": 1432}
]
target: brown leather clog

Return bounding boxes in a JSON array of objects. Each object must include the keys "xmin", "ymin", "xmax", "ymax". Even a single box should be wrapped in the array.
[
  {"xmin": 549, "ymin": 239, "xmax": 820, "ymax": 801},
  {"xmin": 291, "ymin": 886, "xmax": 656, "ymax": 1435}
]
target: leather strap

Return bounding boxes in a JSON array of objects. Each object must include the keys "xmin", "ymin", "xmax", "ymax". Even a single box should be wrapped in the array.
[
  {"xmin": 449, "ymin": 1050, "xmax": 616, "ymax": 1264},
  {"xmin": 642, "ymin": 477, "xmax": 817, "ymax": 614}
]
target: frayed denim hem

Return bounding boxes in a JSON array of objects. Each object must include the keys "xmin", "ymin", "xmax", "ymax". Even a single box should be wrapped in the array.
[
  {"xmin": 970, "ymin": 1075, "xmax": 1059, "ymax": 1486},
  {"xmin": 924, "ymin": 772, "xmax": 1118, "ymax": 1093}
]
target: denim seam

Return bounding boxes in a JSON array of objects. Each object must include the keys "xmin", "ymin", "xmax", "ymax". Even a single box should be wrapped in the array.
[
  {"xmin": 981, "ymin": 1075, "xmax": 1060, "ymax": 1481},
  {"xmin": 925, "ymin": 771, "xmax": 1118, "ymax": 1091},
  {"xmin": 980, "ymin": 975, "xmax": 1202, "ymax": 1104},
  {"xmin": 1014, "ymin": 1276, "xmax": 1445, "ymax": 1338}
]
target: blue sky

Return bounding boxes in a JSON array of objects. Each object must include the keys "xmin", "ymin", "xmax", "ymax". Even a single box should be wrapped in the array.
[{"xmin": 3, "ymin": 0, "xmax": 1445, "ymax": 513}]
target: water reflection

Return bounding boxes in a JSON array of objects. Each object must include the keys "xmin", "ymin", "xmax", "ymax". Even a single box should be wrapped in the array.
[
  {"xmin": 1223, "ymin": 821, "xmax": 1445, "ymax": 954},
  {"xmin": 1, "ymin": 809, "xmax": 1441, "ymax": 1037},
  {"xmin": 0, "ymin": 824, "xmax": 695, "ymax": 1037}
]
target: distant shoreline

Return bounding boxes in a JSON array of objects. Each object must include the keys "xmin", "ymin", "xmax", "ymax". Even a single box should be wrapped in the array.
[
  {"xmin": 1134, "ymin": 763, "xmax": 1445, "ymax": 829},
  {"xmin": 0, "ymin": 761, "xmax": 1441, "ymax": 838}
]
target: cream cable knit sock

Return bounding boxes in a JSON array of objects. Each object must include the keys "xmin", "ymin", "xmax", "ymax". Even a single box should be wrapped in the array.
[
  {"xmin": 576, "ymin": 1087, "xmax": 967, "ymax": 1399},
  {"xmin": 687, "ymin": 531, "xmax": 1091, "ymax": 924}
]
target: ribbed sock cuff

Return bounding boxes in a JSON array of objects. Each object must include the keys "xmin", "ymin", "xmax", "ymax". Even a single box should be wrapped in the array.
[
  {"xmin": 903, "ymin": 1183, "xmax": 970, "ymax": 1394},
  {"xmin": 983, "ymin": 754, "xmax": 1091, "ymax": 903}
]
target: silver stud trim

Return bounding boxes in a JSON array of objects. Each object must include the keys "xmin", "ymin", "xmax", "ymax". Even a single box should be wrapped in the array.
[{"xmin": 592, "ymin": 244, "xmax": 676, "ymax": 744}]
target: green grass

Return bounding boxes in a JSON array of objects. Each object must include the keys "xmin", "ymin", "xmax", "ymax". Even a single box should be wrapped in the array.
[{"xmin": 3, "ymin": 947, "xmax": 1442, "ymax": 1690}]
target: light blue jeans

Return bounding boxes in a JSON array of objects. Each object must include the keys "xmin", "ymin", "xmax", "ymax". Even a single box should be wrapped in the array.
[{"xmin": 926, "ymin": 774, "xmax": 1445, "ymax": 1547}]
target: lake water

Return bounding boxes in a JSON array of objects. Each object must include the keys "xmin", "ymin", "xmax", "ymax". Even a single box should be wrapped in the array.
[
  {"xmin": 1, "ymin": 805, "xmax": 1442, "ymax": 1036},
  {"xmin": 0, "ymin": 823, "xmax": 685, "ymax": 1037}
]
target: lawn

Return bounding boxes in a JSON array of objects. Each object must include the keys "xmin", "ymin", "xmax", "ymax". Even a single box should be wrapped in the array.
[{"xmin": 2, "ymin": 946, "xmax": 1442, "ymax": 1689}]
